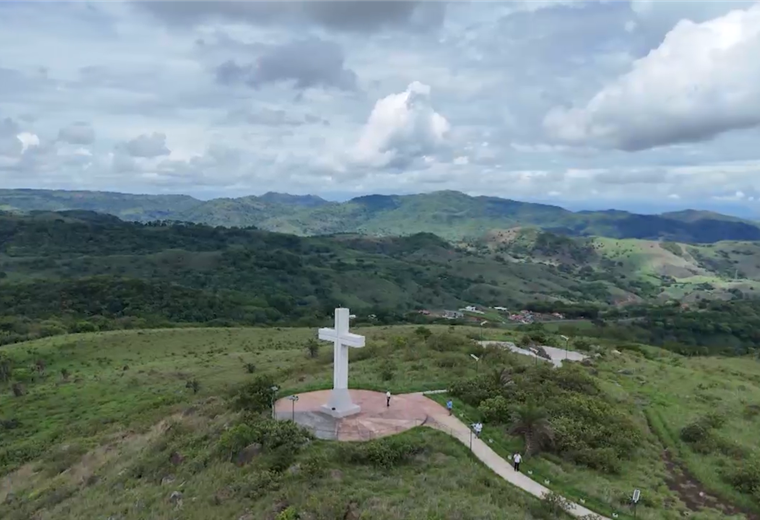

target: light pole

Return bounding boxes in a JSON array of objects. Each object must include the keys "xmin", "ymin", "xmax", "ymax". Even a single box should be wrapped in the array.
[
  {"xmin": 288, "ymin": 395, "xmax": 299, "ymax": 421},
  {"xmin": 529, "ymin": 347, "xmax": 538, "ymax": 366},
  {"xmin": 479, "ymin": 320, "xmax": 487, "ymax": 341},
  {"xmin": 270, "ymin": 385, "xmax": 279, "ymax": 419},
  {"xmin": 560, "ymin": 335, "xmax": 570, "ymax": 360},
  {"xmin": 470, "ymin": 353, "xmax": 480, "ymax": 373}
]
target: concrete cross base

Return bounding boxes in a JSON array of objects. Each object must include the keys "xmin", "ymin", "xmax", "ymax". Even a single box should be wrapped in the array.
[{"xmin": 320, "ymin": 388, "xmax": 361, "ymax": 418}]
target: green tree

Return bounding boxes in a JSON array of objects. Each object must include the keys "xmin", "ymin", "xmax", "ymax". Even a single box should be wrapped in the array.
[
  {"xmin": 509, "ymin": 403, "xmax": 554, "ymax": 457},
  {"xmin": 234, "ymin": 375, "xmax": 278, "ymax": 413}
]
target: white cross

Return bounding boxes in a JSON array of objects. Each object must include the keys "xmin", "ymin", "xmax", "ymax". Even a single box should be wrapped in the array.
[{"xmin": 319, "ymin": 307, "xmax": 364, "ymax": 392}]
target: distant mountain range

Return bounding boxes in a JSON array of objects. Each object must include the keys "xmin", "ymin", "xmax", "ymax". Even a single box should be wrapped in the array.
[{"xmin": 1, "ymin": 188, "xmax": 759, "ymax": 243}]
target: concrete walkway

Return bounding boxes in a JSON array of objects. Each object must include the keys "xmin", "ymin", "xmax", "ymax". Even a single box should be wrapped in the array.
[{"xmin": 424, "ymin": 401, "xmax": 608, "ymax": 520}]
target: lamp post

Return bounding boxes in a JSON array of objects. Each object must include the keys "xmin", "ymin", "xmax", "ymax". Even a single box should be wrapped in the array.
[
  {"xmin": 270, "ymin": 385, "xmax": 279, "ymax": 419},
  {"xmin": 288, "ymin": 395, "xmax": 299, "ymax": 421},
  {"xmin": 560, "ymin": 335, "xmax": 570, "ymax": 360},
  {"xmin": 470, "ymin": 353, "xmax": 480, "ymax": 373}
]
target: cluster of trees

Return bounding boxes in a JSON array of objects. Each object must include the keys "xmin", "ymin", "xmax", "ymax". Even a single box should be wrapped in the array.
[
  {"xmin": 451, "ymin": 351, "xmax": 642, "ymax": 474},
  {"xmin": 596, "ymin": 300, "xmax": 760, "ymax": 355}
]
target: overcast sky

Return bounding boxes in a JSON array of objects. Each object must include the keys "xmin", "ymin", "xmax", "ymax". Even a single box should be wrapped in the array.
[{"xmin": 2, "ymin": 1, "xmax": 760, "ymax": 216}]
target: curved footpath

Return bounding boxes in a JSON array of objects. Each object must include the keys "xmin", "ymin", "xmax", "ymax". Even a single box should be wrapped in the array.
[{"xmin": 417, "ymin": 392, "xmax": 609, "ymax": 520}]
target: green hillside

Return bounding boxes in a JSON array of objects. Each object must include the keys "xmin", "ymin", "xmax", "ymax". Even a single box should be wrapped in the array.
[
  {"xmin": 3, "ymin": 324, "xmax": 760, "ymax": 519},
  {"xmin": 474, "ymin": 227, "xmax": 760, "ymax": 303},
  {"xmin": 1, "ymin": 210, "xmax": 634, "ymax": 347},
  {"xmin": 2, "ymin": 188, "xmax": 759, "ymax": 243}
]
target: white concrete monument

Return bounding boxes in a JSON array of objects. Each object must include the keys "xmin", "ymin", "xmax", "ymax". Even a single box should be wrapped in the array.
[{"xmin": 319, "ymin": 307, "xmax": 365, "ymax": 418}]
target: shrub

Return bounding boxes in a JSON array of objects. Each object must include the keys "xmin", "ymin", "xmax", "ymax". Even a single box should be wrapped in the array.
[
  {"xmin": 725, "ymin": 458, "xmax": 760, "ymax": 494},
  {"xmin": 218, "ymin": 418, "xmax": 312, "ymax": 462},
  {"xmin": 478, "ymin": 395, "xmax": 511, "ymax": 424},
  {"xmin": 450, "ymin": 375, "xmax": 500, "ymax": 407},
  {"xmin": 185, "ymin": 379, "xmax": 200, "ymax": 394},
  {"xmin": 379, "ymin": 359, "xmax": 396, "ymax": 381},
  {"xmin": 301, "ymin": 452, "xmax": 328, "ymax": 477},
  {"xmin": 572, "ymin": 447, "xmax": 622, "ymax": 474},
  {"xmin": 11, "ymin": 382, "xmax": 24, "ymax": 397},
  {"xmin": 343, "ymin": 435, "xmax": 424, "ymax": 469},
  {"xmin": 305, "ymin": 338, "xmax": 319, "ymax": 358},
  {"xmin": 414, "ymin": 326, "xmax": 432, "ymax": 341},
  {"xmin": 434, "ymin": 353, "xmax": 465, "ymax": 368},
  {"xmin": 234, "ymin": 375, "xmax": 278, "ymax": 413},
  {"xmin": 428, "ymin": 332, "xmax": 471, "ymax": 352}
]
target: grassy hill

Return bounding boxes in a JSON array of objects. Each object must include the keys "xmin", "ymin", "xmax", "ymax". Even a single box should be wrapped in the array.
[
  {"xmin": 2, "ymin": 188, "xmax": 760, "ymax": 243},
  {"xmin": 474, "ymin": 227, "xmax": 760, "ymax": 303},
  {"xmin": 3, "ymin": 324, "xmax": 760, "ymax": 519}
]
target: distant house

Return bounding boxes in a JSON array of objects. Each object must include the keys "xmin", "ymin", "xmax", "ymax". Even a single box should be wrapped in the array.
[
  {"xmin": 443, "ymin": 310, "xmax": 464, "ymax": 319},
  {"xmin": 494, "ymin": 306, "xmax": 508, "ymax": 312},
  {"xmin": 461, "ymin": 306, "xmax": 485, "ymax": 315}
]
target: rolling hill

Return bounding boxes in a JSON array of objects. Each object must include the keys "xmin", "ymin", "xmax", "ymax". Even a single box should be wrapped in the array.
[
  {"xmin": 0, "ymin": 210, "xmax": 636, "ymax": 346},
  {"xmin": 474, "ymin": 227, "xmax": 760, "ymax": 303},
  {"xmin": 2, "ymin": 210, "xmax": 760, "ymax": 350},
  {"xmin": 2, "ymin": 188, "xmax": 759, "ymax": 243}
]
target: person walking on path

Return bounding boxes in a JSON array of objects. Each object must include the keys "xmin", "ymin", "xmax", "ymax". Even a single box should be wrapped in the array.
[
  {"xmin": 386, "ymin": 390, "xmax": 391, "ymax": 407},
  {"xmin": 513, "ymin": 452, "xmax": 522, "ymax": 472},
  {"xmin": 474, "ymin": 422, "xmax": 483, "ymax": 438},
  {"xmin": 446, "ymin": 399, "xmax": 453, "ymax": 415}
]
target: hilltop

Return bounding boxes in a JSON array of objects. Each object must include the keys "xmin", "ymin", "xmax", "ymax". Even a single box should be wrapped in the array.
[
  {"xmin": 2, "ymin": 188, "xmax": 759, "ymax": 243},
  {"xmin": 3, "ymin": 324, "xmax": 760, "ymax": 519}
]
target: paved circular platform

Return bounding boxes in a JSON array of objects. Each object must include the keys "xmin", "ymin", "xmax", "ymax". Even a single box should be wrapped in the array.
[{"xmin": 274, "ymin": 390, "xmax": 445, "ymax": 441}]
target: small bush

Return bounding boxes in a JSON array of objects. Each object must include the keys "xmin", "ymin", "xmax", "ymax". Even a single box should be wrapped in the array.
[
  {"xmin": 379, "ymin": 359, "xmax": 396, "ymax": 381},
  {"xmin": 434, "ymin": 353, "xmax": 464, "ymax": 368},
  {"xmin": 11, "ymin": 382, "xmax": 24, "ymax": 397},
  {"xmin": 218, "ymin": 418, "xmax": 312, "ymax": 462},
  {"xmin": 234, "ymin": 376, "xmax": 278, "ymax": 413},
  {"xmin": 428, "ymin": 332, "xmax": 471, "ymax": 352},
  {"xmin": 680, "ymin": 422, "xmax": 710, "ymax": 444},
  {"xmin": 343, "ymin": 435, "xmax": 424, "ymax": 469},
  {"xmin": 301, "ymin": 452, "xmax": 328, "ymax": 477},
  {"xmin": 478, "ymin": 395, "xmax": 511, "ymax": 424},
  {"xmin": 450, "ymin": 375, "xmax": 500, "ymax": 407},
  {"xmin": 725, "ymin": 458, "xmax": 760, "ymax": 494}
]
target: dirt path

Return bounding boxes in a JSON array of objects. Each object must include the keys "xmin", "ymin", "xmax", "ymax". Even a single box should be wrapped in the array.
[{"xmin": 662, "ymin": 449, "xmax": 758, "ymax": 520}]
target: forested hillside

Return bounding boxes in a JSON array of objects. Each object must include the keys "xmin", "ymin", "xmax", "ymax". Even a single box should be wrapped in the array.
[{"xmin": 0, "ymin": 211, "xmax": 609, "ymax": 346}]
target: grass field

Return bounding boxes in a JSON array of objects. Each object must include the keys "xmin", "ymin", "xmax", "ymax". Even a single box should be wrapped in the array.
[{"xmin": 2, "ymin": 325, "xmax": 759, "ymax": 519}]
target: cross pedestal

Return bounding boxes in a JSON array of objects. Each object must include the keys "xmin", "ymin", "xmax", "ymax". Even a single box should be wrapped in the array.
[{"xmin": 319, "ymin": 308, "xmax": 365, "ymax": 418}]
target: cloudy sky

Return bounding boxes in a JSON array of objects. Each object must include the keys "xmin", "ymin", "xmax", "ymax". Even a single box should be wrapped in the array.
[{"xmin": 2, "ymin": 1, "xmax": 760, "ymax": 216}]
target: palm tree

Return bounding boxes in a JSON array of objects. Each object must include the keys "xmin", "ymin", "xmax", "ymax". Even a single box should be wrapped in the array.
[
  {"xmin": 508, "ymin": 403, "xmax": 554, "ymax": 457},
  {"xmin": 489, "ymin": 367, "xmax": 514, "ymax": 388}
]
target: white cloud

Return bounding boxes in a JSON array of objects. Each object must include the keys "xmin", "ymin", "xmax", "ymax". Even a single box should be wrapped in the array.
[
  {"xmin": 16, "ymin": 132, "xmax": 40, "ymax": 153},
  {"xmin": 1, "ymin": 0, "xmax": 760, "ymax": 216},
  {"xmin": 545, "ymin": 2, "xmax": 760, "ymax": 151},
  {"xmin": 350, "ymin": 81, "xmax": 451, "ymax": 169}
]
